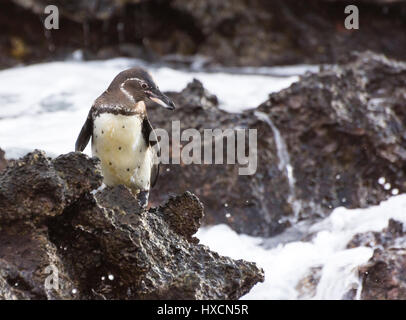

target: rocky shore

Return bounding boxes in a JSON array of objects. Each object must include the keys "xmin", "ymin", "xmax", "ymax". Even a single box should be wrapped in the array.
[
  {"xmin": 1, "ymin": 50, "xmax": 406, "ymax": 299},
  {"xmin": 151, "ymin": 51, "xmax": 406, "ymax": 299},
  {"xmin": 349, "ymin": 219, "xmax": 406, "ymax": 299},
  {"xmin": 0, "ymin": 151, "xmax": 264, "ymax": 299},
  {"xmin": 147, "ymin": 51, "xmax": 406, "ymax": 238}
]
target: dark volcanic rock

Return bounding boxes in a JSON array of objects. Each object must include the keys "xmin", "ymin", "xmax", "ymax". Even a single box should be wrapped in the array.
[
  {"xmin": 149, "ymin": 79, "xmax": 289, "ymax": 237},
  {"xmin": 2, "ymin": 0, "xmax": 406, "ymax": 68},
  {"xmin": 0, "ymin": 225, "xmax": 73, "ymax": 299},
  {"xmin": 173, "ymin": 0, "xmax": 406, "ymax": 66},
  {"xmin": 360, "ymin": 248, "xmax": 406, "ymax": 299},
  {"xmin": 349, "ymin": 219, "xmax": 406, "ymax": 299},
  {"xmin": 0, "ymin": 151, "xmax": 102, "ymax": 223},
  {"xmin": 255, "ymin": 51, "xmax": 406, "ymax": 222},
  {"xmin": 0, "ymin": 150, "xmax": 263, "ymax": 300},
  {"xmin": 150, "ymin": 51, "xmax": 406, "ymax": 237}
]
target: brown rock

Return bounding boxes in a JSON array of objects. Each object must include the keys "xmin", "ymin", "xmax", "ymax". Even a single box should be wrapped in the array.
[
  {"xmin": 149, "ymin": 52, "xmax": 406, "ymax": 236},
  {"xmin": 347, "ymin": 219, "xmax": 406, "ymax": 299},
  {"xmin": 2, "ymin": 0, "xmax": 406, "ymax": 68},
  {"xmin": 149, "ymin": 79, "xmax": 290, "ymax": 236},
  {"xmin": 0, "ymin": 150, "xmax": 264, "ymax": 299},
  {"xmin": 255, "ymin": 51, "xmax": 406, "ymax": 222},
  {"xmin": 359, "ymin": 247, "xmax": 406, "ymax": 299}
]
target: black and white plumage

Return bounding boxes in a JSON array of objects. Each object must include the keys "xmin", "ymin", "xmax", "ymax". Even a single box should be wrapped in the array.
[{"xmin": 75, "ymin": 67, "xmax": 175, "ymax": 207}]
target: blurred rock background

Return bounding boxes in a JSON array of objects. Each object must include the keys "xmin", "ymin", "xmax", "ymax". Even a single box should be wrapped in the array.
[{"xmin": 1, "ymin": 0, "xmax": 406, "ymax": 68}]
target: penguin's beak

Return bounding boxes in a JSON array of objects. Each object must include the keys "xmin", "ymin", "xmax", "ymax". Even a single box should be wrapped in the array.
[{"xmin": 148, "ymin": 89, "xmax": 176, "ymax": 110}]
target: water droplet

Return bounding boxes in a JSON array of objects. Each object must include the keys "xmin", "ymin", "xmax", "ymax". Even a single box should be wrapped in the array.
[
  {"xmin": 225, "ymin": 213, "xmax": 231, "ymax": 218},
  {"xmin": 72, "ymin": 288, "xmax": 77, "ymax": 294},
  {"xmin": 342, "ymin": 198, "xmax": 347, "ymax": 203},
  {"xmin": 384, "ymin": 183, "xmax": 391, "ymax": 190},
  {"xmin": 224, "ymin": 203, "xmax": 228, "ymax": 207},
  {"xmin": 391, "ymin": 188, "xmax": 399, "ymax": 195},
  {"xmin": 336, "ymin": 174, "xmax": 341, "ymax": 180},
  {"xmin": 101, "ymin": 276, "xmax": 105, "ymax": 281},
  {"xmin": 108, "ymin": 274, "xmax": 114, "ymax": 281},
  {"xmin": 166, "ymin": 168, "xmax": 170, "ymax": 172},
  {"xmin": 378, "ymin": 177, "xmax": 386, "ymax": 185}
]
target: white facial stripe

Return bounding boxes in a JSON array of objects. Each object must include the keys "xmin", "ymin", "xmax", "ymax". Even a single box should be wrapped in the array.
[
  {"xmin": 150, "ymin": 96, "xmax": 168, "ymax": 108},
  {"xmin": 120, "ymin": 78, "xmax": 146, "ymax": 103},
  {"xmin": 120, "ymin": 83, "xmax": 135, "ymax": 103},
  {"xmin": 120, "ymin": 76, "xmax": 156, "ymax": 104}
]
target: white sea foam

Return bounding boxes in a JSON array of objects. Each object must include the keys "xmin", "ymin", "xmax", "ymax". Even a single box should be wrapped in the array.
[
  {"xmin": 197, "ymin": 194, "xmax": 406, "ymax": 300},
  {"xmin": 0, "ymin": 59, "xmax": 314, "ymax": 158}
]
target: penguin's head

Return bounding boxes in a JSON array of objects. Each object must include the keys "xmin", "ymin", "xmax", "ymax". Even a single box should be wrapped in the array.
[{"xmin": 110, "ymin": 67, "xmax": 176, "ymax": 110}]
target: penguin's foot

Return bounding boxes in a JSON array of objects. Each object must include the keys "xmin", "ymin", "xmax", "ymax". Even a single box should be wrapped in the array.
[{"xmin": 137, "ymin": 190, "xmax": 150, "ymax": 208}]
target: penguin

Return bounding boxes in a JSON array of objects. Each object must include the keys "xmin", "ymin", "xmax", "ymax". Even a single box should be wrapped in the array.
[{"xmin": 75, "ymin": 67, "xmax": 175, "ymax": 207}]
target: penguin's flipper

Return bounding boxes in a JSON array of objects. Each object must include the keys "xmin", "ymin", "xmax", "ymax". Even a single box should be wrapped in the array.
[
  {"xmin": 142, "ymin": 117, "xmax": 158, "ymax": 147},
  {"xmin": 142, "ymin": 118, "xmax": 160, "ymax": 188},
  {"xmin": 75, "ymin": 112, "xmax": 93, "ymax": 152}
]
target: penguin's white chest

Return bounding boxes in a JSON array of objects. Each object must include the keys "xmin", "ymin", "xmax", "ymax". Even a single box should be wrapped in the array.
[{"xmin": 92, "ymin": 113, "xmax": 153, "ymax": 191}]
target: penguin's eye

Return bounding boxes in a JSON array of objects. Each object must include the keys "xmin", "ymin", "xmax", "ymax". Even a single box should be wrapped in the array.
[{"xmin": 141, "ymin": 83, "xmax": 148, "ymax": 89}]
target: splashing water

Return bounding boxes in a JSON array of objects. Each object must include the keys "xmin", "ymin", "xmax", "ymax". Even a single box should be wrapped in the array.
[
  {"xmin": 197, "ymin": 194, "xmax": 406, "ymax": 299},
  {"xmin": 0, "ymin": 58, "xmax": 312, "ymax": 158},
  {"xmin": 254, "ymin": 111, "xmax": 302, "ymax": 219}
]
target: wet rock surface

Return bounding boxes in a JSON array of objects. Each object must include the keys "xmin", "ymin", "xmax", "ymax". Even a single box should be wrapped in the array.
[
  {"xmin": 2, "ymin": 0, "xmax": 406, "ymax": 68},
  {"xmin": 0, "ymin": 150, "xmax": 264, "ymax": 300},
  {"xmin": 149, "ymin": 79, "xmax": 289, "ymax": 237},
  {"xmin": 255, "ymin": 51, "xmax": 406, "ymax": 223},
  {"xmin": 348, "ymin": 219, "xmax": 406, "ymax": 299},
  {"xmin": 149, "ymin": 51, "xmax": 406, "ymax": 237}
]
